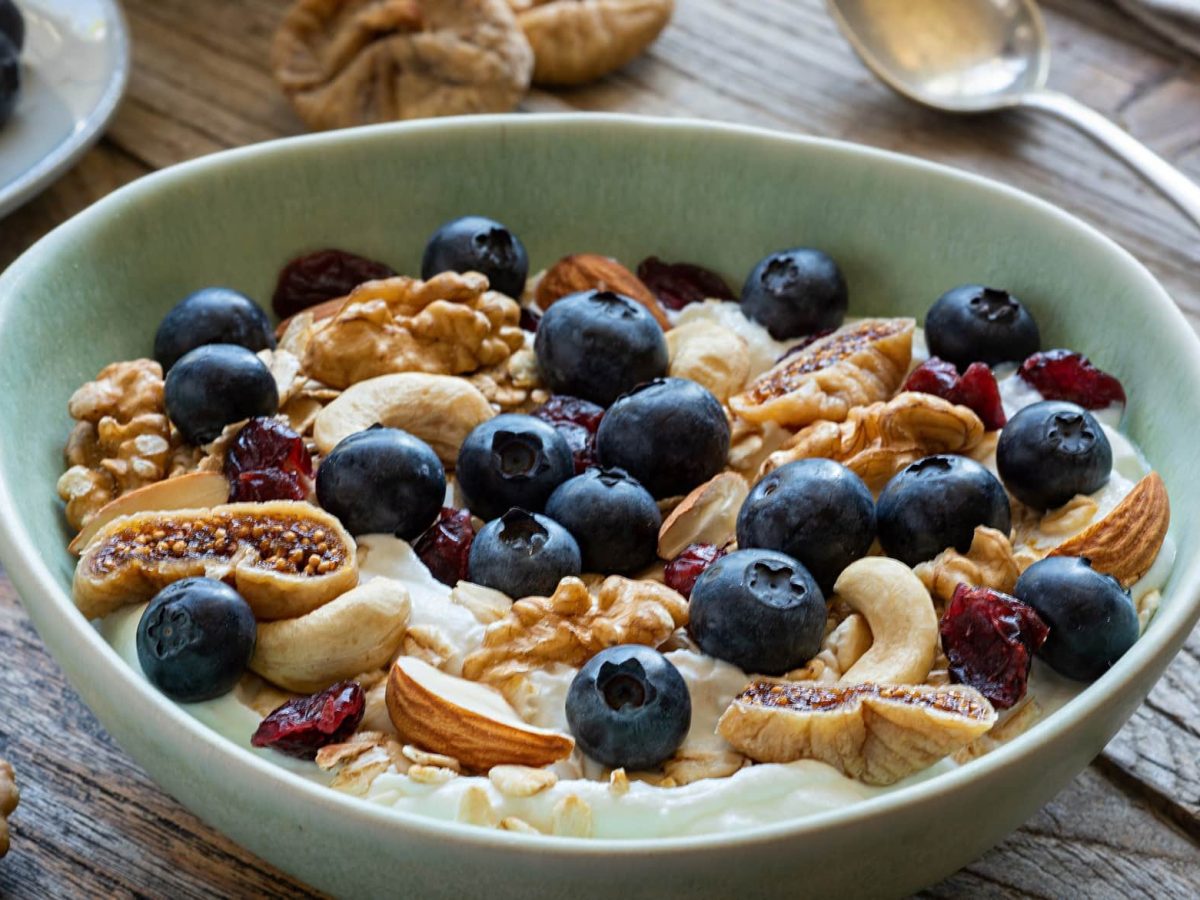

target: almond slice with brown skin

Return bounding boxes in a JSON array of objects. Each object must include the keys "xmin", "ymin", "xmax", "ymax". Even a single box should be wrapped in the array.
[
  {"xmin": 386, "ymin": 657, "xmax": 574, "ymax": 771},
  {"xmin": 657, "ymin": 471, "xmax": 748, "ymax": 560},
  {"xmin": 69, "ymin": 472, "xmax": 231, "ymax": 555},
  {"xmin": 535, "ymin": 253, "xmax": 670, "ymax": 329},
  {"xmin": 73, "ymin": 501, "xmax": 357, "ymax": 621},
  {"xmin": 717, "ymin": 681, "xmax": 996, "ymax": 785},
  {"xmin": 1048, "ymin": 471, "xmax": 1170, "ymax": 587}
]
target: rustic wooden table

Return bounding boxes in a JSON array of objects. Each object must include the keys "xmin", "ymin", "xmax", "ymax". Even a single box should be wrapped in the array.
[{"xmin": 1, "ymin": 0, "xmax": 1197, "ymax": 896}]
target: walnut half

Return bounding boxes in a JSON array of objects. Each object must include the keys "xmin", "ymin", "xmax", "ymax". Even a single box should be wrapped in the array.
[
  {"xmin": 302, "ymin": 272, "xmax": 526, "ymax": 389},
  {"xmin": 57, "ymin": 360, "xmax": 178, "ymax": 531},
  {"xmin": 461, "ymin": 575, "xmax": 688, "ymax": 692}
]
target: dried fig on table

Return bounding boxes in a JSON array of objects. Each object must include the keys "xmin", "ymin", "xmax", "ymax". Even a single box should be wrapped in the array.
[
  {"xmin": 0, "ymin": 759, "xmax": 17, "ymax": 858},
  {"xmin": 272, "ymin": 0, "xmax": 534, "ymax": 131},
  {"xmin": 512, "ymin": 0, "xmax": 674, "ymax": 86}
]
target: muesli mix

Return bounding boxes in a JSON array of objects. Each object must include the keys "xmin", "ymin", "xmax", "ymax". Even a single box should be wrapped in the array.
[{"xmin": 59, "ymin": 217, "xmax": 1173, "ymax": 838}]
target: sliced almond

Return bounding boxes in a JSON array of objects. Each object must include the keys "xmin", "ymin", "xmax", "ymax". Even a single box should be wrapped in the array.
[
  {"xmin": 1048, "ymin": 472, "xmax": 1170, "ymax": 587},
  {"xmin": 313, "ymin": 372, "xmax": 494, "ymax": 464},
  {"xmin": 535, "ymin": 253, "xmax": 669, "ymax": 330},
  {"xmin": 386, "ymin": 657, "xmax": 574, "ymax": 771},
  {"xmin": 69, "ymin": 472, "xmax": 230, "ymax": 555},
  {"xmin": 656, "ymin": 472, "xmax": 748, "ymax": 560},
  {"xmin": 275, "ymin": 296, "xmax": 348, "ymax": 339}
]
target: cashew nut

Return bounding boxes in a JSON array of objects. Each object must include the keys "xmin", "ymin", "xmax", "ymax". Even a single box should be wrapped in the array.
[
  {"xmin": 313, "ymin": 373, "xmax": 495, "ymax": 464},
  {"xmin": 250, "ymin": 577, "xmax": 411, "ymax": 693},
  {"xmin": 666, "ymin": 320, "xmax": 751, "ymax": 402},
  {"xmin": 833, "ymin": 557, "xmax": 938, "ymax": 685}
]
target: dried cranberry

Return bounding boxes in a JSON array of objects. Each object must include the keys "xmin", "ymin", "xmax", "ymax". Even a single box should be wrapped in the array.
[
  {"xmin": 231, "ymin": 469, "xmax": 308, "ymax": 502},
  {"xmin": 939, "ymin": 584, "xmax": 1049, "ymax": 709},
  {"xmin": 636, "ymin": 257, "xmax": 735, "ymax": 311},
  {"xmin": 664, "ymin": 543, "xmax": 726, "ymax": 599},
  {"xmin": 272, "ymin": 249, "xmax": 396, "ymax": 319},
  {"xmin": 250, "ymin": 681, "xmax": 365, "ymax": 759},
  {"xmin": 224, "ymin": 417, "xmax": 313, "ymax": 502},
  {"xmin": 775, "ymin": 328, "xmax": 836, "ymax": 364},
  {"xmin": 519, "ymin": 306, "xmax": 541, "ymax": 333},
  {"xmin": 1018, "ymin": 349, "xmax": 1126, "ymax": 410},
  {"xmin": 531, "ymin": 395, "xmax": 605, "ymax": 474},
  {"xmin": 902, "ymin": 357, "xmax": 1007, "ymax": 430},
  {"xmin": 414, "ymin": 507, "xmax": 476, "ymax": 586}
]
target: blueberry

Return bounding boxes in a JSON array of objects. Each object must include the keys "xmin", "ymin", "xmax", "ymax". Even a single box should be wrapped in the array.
[
  {"xmin": 468, "ymin": 509, "xmax": 581, "ymax": 598},
  {"xmin": 740, "ymin": 248, "xmax": 848, "ymax": 340},
  {"xmin": 545, "ymin": 468, "xmax": 661, "ymax": 575},
  {"xmin": 456, "ymin": 414, "xmax": 574, "ymax": 521},
  {"xmin": 925, "ymin": 285, "xmax": 1040, "ymax": 371},
  {"xmin": 0, "ymin": 32, "xmax": 17, "ymax": 128},
  {"xmin": 316, "ymin": 428, "xmax": 445, "ymax": 538},
  {"xmin": 154, "ymin": 287, "xmax": 276, "ymax": 372},
  {"xmin": 736, "ymin": 459, "xmax": 875, "ymax": 592},
  {"xmin": 0, "ymin": 0, "xmax": 23, "ymax": 52},
  {"xmin": 164, "ymin": 344, "xmax": 279, "ymax": 445},
  {"xmin": 596, "ymin": 378, "xmax": 729, "ymax": 498},
  {"xmin": 565, "ymin": 645, "xmax": 691, "ymax": 770},
  {"xmin": 876, "ymin": 455, "xmax": 1011, "ymax": 566},
  {"xmin": 1014, "ymin": 556, "xmax": 1138, "ymax": 681},
  {"xmin": 688, "ymin": 549, "xmax": 826, "ymax": 675},
  {"xmin": 534, "ymin": 290, "xmax": 669, "ymax": 407},
  {"xmin": 136, "ymin": 577, "xmax": 257, "ymax": 703},
  {"xmin": 997, "ymin": 401, "xmax": 1112, "ymax": 510},
  {"xmin": 421, "ymin": 215, "xmax": 528, "ymax": 298}
]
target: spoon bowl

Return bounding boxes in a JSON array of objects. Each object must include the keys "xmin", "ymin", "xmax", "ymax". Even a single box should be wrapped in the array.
[
  {"xmin": 827, "ymin": 0, "xmax": 1048, "ymax": 111},
  {"xmin": 827, "ymin": 0, "xmax": 1200, "ymax": 227}
]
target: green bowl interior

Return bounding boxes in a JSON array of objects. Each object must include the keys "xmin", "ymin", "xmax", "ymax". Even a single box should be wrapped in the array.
[{"xmin": 1, "ymin": 114, "xmax": 1197, "ymax": 768}]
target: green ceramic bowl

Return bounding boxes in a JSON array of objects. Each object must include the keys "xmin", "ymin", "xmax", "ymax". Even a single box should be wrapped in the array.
[{"xmin": 1, "ymin": 115, "xmax": 1196, "ymax": 899}]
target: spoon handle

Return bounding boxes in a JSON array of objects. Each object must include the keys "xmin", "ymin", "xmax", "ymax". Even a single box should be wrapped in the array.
[{"xmin": 1021, "ymin": 89, "xmax": 1200, "ymax": 231}]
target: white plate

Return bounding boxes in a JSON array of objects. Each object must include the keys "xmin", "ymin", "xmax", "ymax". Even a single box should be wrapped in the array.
[{"xmin": 0, "ymin": 0, "xmax": 129, "ymax": 218}]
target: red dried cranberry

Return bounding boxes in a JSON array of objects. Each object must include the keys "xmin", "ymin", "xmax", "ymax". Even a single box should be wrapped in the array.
[
  {"xmin": 531, "ymin": 395, "xmax": 605, "ymax": 474},
  {"xmin": 636, "ymin": 257, "xmax": 735, "ymax": 311},
  {"xmin": 775, "ymin": 329, "xmax": 836, "ymax": 364},
  {"xmin": 664, "ymin": 543, "xmax": 726, "ymax": 599},
  {"xmin": 414, "ymin": 507, "xmax": 476, "ymax": 586},
  {"xmin": 250, "ymin": 681, "xmax": 365, "ymax": 759},
  {"xmin": 231, "ymin": 469, "xmax": 309, "ymax": 502},
  {"xmin": 1018, "ymin": 349, "xmax": 1126, "ymax": 410},
  {"xmin": 902, "ymin": 357, "xmax": 1007, "ymax": 430},
  {"xmin": 519, "ymin": 306, "xmax": 541, "ymax": 332},
  {"xmin": 272, "ymin": 249, "xmax": 396, "ymax": 319},
  {"xmin": 939, "ymin": 584, "xmax": 1049, "ymax": 709},
  {"xmin": 224, "ymin": 417, "xmax": 313, "ymax": 502}
]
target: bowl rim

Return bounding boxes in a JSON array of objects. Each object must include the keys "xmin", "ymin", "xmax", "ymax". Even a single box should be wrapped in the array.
[{"xmin": 2, "ymin": 112, "xmax": 1198, "ymax": 855}]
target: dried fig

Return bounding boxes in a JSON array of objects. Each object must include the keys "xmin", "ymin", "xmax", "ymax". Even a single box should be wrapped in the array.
[
  {"xmin": 513, "ymin": 0, "xmax": 674, "ymax": 86},
  {"xmin": 273, "ymin": 0, "xmax": 534, "ymax": 131}
]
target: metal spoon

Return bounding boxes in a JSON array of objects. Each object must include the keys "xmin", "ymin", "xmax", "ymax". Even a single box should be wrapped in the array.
[{"xmin": 826, "ymin": 0, "xmax": 1200, "ymax": 229}]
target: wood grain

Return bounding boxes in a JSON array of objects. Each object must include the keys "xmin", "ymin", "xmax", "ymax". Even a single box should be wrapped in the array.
[{"xmin": 0, "ymin": 0, "xmax": 1197, "ymax": 896}]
